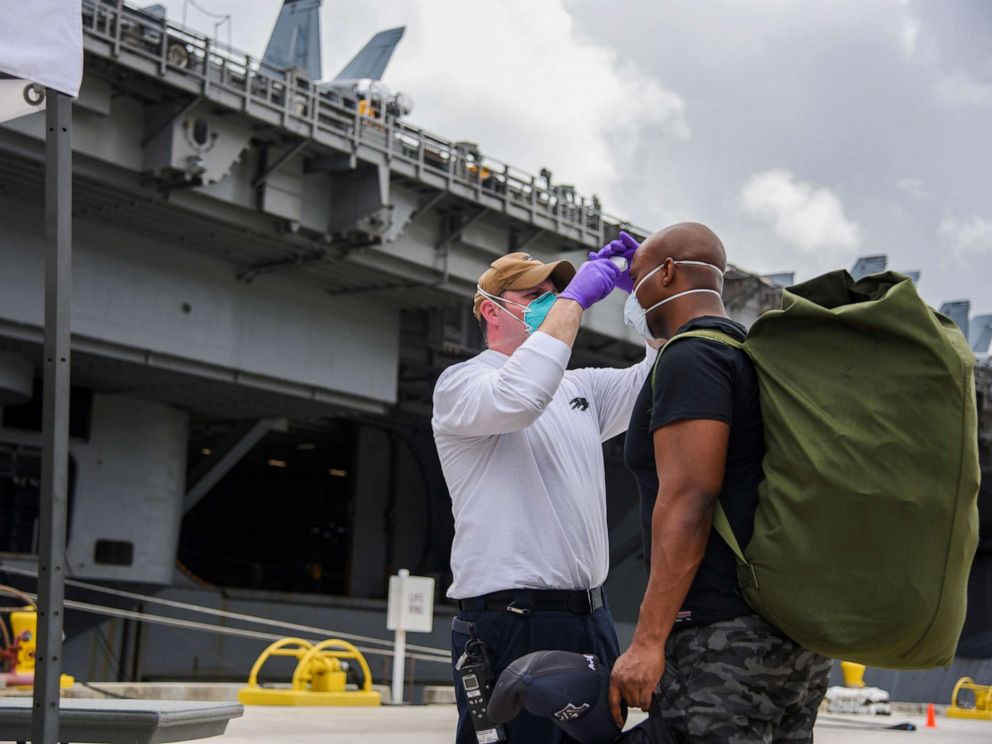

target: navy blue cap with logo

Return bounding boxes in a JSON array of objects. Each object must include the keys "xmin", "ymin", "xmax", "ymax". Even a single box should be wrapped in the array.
[
  {"xmin": 488, "ymin": 650, "xmax": 676, "ymax": 744},
  {"xmin": 488, "ymin": 650, "xmax": 620, "ymax": 743}
]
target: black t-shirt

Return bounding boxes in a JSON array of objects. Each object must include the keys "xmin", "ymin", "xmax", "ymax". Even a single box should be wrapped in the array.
[{"xmin": 623, "ymin": 316, "xmax": 764, "ymax": 628}]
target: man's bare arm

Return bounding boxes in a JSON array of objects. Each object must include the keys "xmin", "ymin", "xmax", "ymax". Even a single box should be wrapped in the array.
[
  {"xmin": 537, "ymin": 297, "xmax": 585, "ymax": 348},
  {"xmin": 608, "ymin": 418, "xmax": 730, "ymax": 722}
]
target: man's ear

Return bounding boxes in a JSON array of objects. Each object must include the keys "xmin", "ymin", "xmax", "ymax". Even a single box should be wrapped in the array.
[
  {"xmin": 480, "ymin": 298, "xmax": 501, "ymax": 328},
  {"xmin": 659, "ymin": 257, "xmax": 676, "ymax": 287}
]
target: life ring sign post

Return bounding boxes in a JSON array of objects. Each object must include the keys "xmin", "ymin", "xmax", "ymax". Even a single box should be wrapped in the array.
[{"xmin": 386, "ymin": 569, "xmax": 436, "ymax": 704}]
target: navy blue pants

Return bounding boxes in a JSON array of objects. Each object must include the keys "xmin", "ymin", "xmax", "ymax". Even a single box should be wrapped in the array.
[{"xmin": 451, "ymin": 597, "xmax": 621, "ymax": 744}]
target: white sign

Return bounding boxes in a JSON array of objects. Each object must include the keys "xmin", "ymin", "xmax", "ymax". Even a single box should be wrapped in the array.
[
  {"xmin": 387, "ymin": 570, "xmax": 435, "ymax": 633},
  {"xmin": 0, "ymin": 1, "xmax": 84, "ymax": 97}
]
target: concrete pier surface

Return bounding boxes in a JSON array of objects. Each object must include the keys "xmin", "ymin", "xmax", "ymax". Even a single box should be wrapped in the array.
[
  {"xmin": 0, "ymin": 699, "xmax": 989, "ymax": 742},
  {"xmin": 215, "ymin": 705, "xmax": 991, "ymax": 744}
]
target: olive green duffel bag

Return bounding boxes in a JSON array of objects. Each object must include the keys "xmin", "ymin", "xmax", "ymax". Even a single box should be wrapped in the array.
[{"xmin": 656, "ymin": 270, "xmax": 980, "ymax": 669}]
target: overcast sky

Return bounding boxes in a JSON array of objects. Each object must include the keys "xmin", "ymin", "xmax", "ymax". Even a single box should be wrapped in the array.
[{"xmin": 160, "ymin": 0, "xmax": 991, "ymax": 317}]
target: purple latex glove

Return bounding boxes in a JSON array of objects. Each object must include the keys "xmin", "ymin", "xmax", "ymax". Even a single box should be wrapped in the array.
[
  {"xmin": 559, "ymin": 258, "xmax": 621, "ymax": 309},
  {"xmin": 588, "ymin": 231, "xmax": 640, "ymax": 292}
]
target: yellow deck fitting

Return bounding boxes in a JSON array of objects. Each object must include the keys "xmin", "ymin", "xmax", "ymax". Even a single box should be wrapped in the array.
[
  {"xmin": 840, "ymin": 661, "xmax": 866, "ymax": 689},
  {"xmin": 8, "ymin": 607, "xmax": 75, "ymax": 689},
  {"xmin": 238, "ymin": 637, "xmax": 382, "ymax": 706},
  {"xmin": 947, "ymin": 677, "xmax": 992, "ymax": 721}
]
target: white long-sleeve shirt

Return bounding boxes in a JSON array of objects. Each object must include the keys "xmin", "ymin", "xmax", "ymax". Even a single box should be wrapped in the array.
[{"xmin": 432, "ymin": 331, "xmax": 657, "ymax": 599}]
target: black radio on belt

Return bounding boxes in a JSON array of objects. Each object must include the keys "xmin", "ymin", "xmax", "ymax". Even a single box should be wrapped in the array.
[{"xmin": 456, "ymin": 637, "xmax": 506, "ymax": 743}]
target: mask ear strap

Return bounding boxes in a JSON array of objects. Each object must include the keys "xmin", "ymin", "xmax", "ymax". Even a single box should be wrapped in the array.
[
  {"xmin": 673, "ymin": 259, "xmax": 726, "ymax": 277},
  {"xmin": 476, "ymin": 286, "xmax": 528, "ymax": 327},
  {"xmin": 477, "ymin": 286, "xmax": 529, "ymax": 310},
  {"xmin": 476, "ymin": 285, "xmax": 499, "ymax": 303},
  {"xmin": 643, "ymin": 288, "xmax": 723, "ymax": 315},
  {"xmin": 632, "ymin": 263, "xmax": 665, "ymax": 296}
]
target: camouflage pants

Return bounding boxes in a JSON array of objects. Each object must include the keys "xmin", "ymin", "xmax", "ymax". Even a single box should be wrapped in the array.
[{"xmin": 650, "ymin": 614, "xmax": 831, "ymax": 744}]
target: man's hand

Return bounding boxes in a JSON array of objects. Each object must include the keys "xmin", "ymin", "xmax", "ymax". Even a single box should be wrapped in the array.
[
  {"xmin": 589, "ymin": 231, "xmax": 640, "ymax": 293},
  {"xmin": 559, "ymin": 258, "xmax": 621, "ymax": 309},
  {"xmin": 608, "ymin": 640, "xmax": 666, "ymax": 727}
]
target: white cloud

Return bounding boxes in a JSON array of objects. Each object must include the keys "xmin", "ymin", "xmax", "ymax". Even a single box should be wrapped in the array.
[
  {"xmin": 900, "ymin": 11, "xmax": 921, "ymax": 59},
  {"xmin": 934, "ymin": 70, "xmax": 992, "ymax": 108},
  {"xmin": 739, "ymin": 170, "xmax": 861, "ymax": 254},
  {"xmin": 938, "ymin": 215, "xmax": 992, "ymax": 263},
  {"xmin": 380, "ymin": 0, "xmax": 689, "ymax": 203},
  {"xmin": 894, "ymin": 177, "xmax": 926, "ymax": 201}
]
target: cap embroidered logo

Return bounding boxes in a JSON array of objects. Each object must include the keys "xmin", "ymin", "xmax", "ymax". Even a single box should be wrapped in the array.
[{"xmin": 554, "ymin": 703, "xmax": 591, "ymax": 721}]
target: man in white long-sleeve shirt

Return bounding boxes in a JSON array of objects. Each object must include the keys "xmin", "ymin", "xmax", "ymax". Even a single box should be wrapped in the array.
[{"xmin": 433, "ymin": 240, "xmax": 658, "ymax": 744}]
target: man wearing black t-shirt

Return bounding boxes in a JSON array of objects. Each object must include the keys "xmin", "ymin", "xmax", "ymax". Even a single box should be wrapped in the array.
[{"xmin": 609, "ymin": 223, "xmax": 830, "ymax": 743}]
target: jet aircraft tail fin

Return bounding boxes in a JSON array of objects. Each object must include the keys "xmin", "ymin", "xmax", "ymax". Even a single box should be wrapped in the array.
[
  {"xmin": 332, "ymin": 27, "xmax": 405, "ymax": 81},
  {"xmin": 262, "ymin": 0, "xmax": 323, "ymax": 80}
]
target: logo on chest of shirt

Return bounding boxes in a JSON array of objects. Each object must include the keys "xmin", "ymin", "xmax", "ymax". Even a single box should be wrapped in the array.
[{"xmin": 570, "ymin": 397, "xmax": 589, "ymax": 411}]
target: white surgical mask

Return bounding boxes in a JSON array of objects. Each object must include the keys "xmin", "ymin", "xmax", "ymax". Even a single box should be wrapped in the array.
[{"xmin": 623, "ymin": 259, "xmax": 724, "ymax": 340}]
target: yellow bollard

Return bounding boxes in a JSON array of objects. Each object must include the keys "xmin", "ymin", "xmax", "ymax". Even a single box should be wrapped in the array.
[
  {"xmin": 7, "ymin": 607, "xmax": 75, "ymax": 688},
  {"xmin": 840, "ymin": 660, "xmax": 866, "ymax": 689},
  {"xmin": 238, "ymin": 637, "xmax": 381, "ymax": 706},
  {"xmin": 9, "ymin": 608, "xmax": 38, "ymax": 675},
  {"xmin": 947, "ymin": 677, "xmax": 992, "ymax": 720}
]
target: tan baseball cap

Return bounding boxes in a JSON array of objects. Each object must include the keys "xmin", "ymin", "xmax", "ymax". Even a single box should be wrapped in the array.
[{"xmin": 473, "ymin": 252, "xmax": 576, "ymax": 319}]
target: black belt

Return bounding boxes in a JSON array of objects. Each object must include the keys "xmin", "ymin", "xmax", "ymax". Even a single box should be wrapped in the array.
[{"xmin": 457, "ymin": 586, "xmax": 604, "ymax": 615}]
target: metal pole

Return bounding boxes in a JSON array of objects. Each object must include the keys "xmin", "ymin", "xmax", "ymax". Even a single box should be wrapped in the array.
[
  {"xmin": 31, "ymin": 89, "xmax": 73, "ymax": 744},
  {"xmin": 391, "ymin": 628, "xmax": 407, "ymax": 704},
  {"xmin": 391, "ymin": 568, "xmax": 409, "ymax": 704}
]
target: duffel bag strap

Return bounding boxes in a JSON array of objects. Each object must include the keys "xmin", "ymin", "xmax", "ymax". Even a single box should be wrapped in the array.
[
  {"xmin": 712, "ymin": 502, "xmax": 758, "ymax": 590},
  {"xmin": 650, "ymin": 329, "xmax": 744, "ymax": 388}
]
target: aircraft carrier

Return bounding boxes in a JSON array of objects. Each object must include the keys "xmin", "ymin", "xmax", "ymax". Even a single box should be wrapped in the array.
[{"xmin": 0, "ymin": 0, "xmax": 989, "ymax": 702}]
